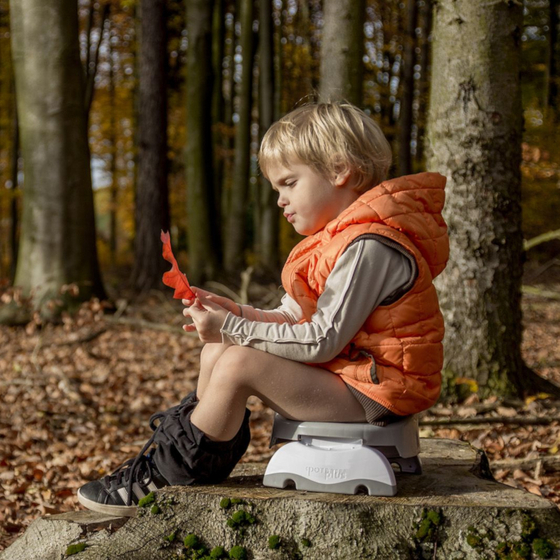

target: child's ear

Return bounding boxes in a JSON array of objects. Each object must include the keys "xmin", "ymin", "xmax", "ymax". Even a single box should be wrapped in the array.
[{"xmin": 333, "ymin": 165, "xmax": 352, "ymax": 188}]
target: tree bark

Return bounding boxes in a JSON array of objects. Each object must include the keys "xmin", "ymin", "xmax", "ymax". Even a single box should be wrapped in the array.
[
  {"xmin": 547, "ymin": 0, "xmax": 560, "ymax": 121},
  {"xmin": 224, "ymin": 0, "xmax": 254, "ymax": 274},
  {"xmin": 414, "ymin": 0, "xmax": 432, "ymax": 166},
  {"xmin": 273, "ymin": 1, "xmax": 283, "ymax": 117},
  {"xmin": 296, "ymin": 0, "xmax": 314, "ymax": 96},
  {"xmin": 4, "ymin": 441, "xmax": 560, "ymax": 560},
  {"xmin": 186, "ymin": 0, "xmax": 219, "ymax": 284},
  {"xmin": 211, "ymin": 0, "xmax": 225, "ymax": 245},
  {"xmin": 132, "ymin": 0, "xmax": 170, "ymax": 292},
  {"xmin": 397, "ymin": 0, "xmax": 418, "ymax": 176},
  {"xmin": 319, "ymin": 0, "xmax": 365, "ymax": 105},
  {"xmin": 108, "ymin": 19, "xmax": 118, "ymax": 266},
  {"xmin": 8, "ymin": 0, "xmax": 105, "ymax": 318},
  {"xmin": 10, "ymin": 91, "xmax": 19, "ymax": 283},
  {"xmin": 425, "ymin": 0, "xmax": 555, "ymax": 398},
  {"xmin": 255, "ymin": 0, "xmax": 279, "ymax": 276}
]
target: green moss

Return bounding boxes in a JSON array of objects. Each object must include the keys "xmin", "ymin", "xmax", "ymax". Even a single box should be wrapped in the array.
[
  {"xmin": 230, "ymin": 498, "xmax": 243, "ymax": 505},
  {"xmin": 164, "ymin": 531, "xmax": 177, "ymax": 543},
  {"xmin": 184, "ymin": 534, "xmax": 200, "ymax": 549},
  {"xmin": 513, "ymin": 542, "xmax": 532, "ymax": 558},
  {"xmin": 268, "ymin": 535, "xmax": 281, "ymax": 549},
  {"xmin": 210, "ymin": 546, "xmax": 226, "ymax": 558},
  {"xmin": 415, "ymin": 518, "xmax": 434, "ymax": 541},
  {"xmin": 532, "ymin": 538, "xmax": 556, "ymax": 559},
  {"xmin": 466, "ymin": 533, "xmax": 482, "ymax": 548},
  {"xmin": 226, "ymin": 509, "xmax": 255, "ymax": 530},
  {"xmin": 219, "ymin": 498, "xmax": 231, "ymax": 509},
  {"xmin": 138, "ymin": 492, "xmax": 155, "ymax": 507},
  {"xmin": 521, "ymin": 514, "xmax": 538, "ymax": 541},
  {"xmin": 301, "ymin": 538, "xmax": 311, "ymax": 547},
  {"xmin": 426, "ymin": 510, "xmax": 441, "ymax": 526},
  {"xmin": 496, "ymin": 541, "xmax": 533, "ymax": 560},
  {"xmin": 228, "ymin": 545, "xmax": 247, "ymax": 559},
  {"xmin": 414, "ymin": 509, "xmax": 442, "ymax": 543},
  {"xmin": 150, "ymin": 504, "xmax": 160, "ymax": 515},
  {"xmin": 65, "ymin": 543, "xmax": 87, "ymax": 556},
  {"xmin": 496, "ymin": 542, "xmax": 509, "ymax": 558}
]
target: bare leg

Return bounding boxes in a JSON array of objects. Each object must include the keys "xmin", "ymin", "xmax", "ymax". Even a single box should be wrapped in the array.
[
  {"xmin": 190, "ymin": 346, "xmax": 366, "ymax": 441},
  {"xmin": 195, "ymin": 343, "xmax": 230, "ymax": 399}
]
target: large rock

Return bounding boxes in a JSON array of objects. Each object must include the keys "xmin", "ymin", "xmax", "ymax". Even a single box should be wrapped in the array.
[{"xmin": 3, "ymin": 439, "xmax": 559, "ymax": 559}]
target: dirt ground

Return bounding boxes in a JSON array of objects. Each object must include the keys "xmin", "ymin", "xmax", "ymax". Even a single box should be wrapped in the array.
[{"xmin": 1, "ymin": 283, "xmax": 559, "ymax": 551}]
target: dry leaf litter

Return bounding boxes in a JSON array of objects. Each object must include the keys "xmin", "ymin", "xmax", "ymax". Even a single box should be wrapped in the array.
[{"xmin": 1, "ymin": 288, "xmax": 559, "ymax": 551}]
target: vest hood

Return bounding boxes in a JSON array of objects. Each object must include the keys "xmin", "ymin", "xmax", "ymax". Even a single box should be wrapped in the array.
[{"xmin": 325, "ymin": 172, "xmax": 449, "ymax": 278}]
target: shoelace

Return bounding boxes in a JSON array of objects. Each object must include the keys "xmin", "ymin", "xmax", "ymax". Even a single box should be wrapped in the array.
[{"xmin": 105, "ymin": 396, "xmax": 196, "ymax": 506}]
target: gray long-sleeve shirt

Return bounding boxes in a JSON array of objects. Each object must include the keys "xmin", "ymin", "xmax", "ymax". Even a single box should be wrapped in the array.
[{"xmin": 220, "ymin": 237, "xmax": 416, "ymax": 363}]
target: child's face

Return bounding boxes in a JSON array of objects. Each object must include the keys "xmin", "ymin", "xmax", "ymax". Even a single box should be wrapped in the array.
[{"xmin": 267, "ymin": 158, "xmax": 358, "ymax": 236}]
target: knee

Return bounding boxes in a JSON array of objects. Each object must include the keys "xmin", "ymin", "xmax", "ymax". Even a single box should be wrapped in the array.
[
  {"xmin": 212, "ymin": 346, "xmax": 258, "ymax": 390},
  {"xmin": 200, "ymin": 342, "xmax": 230, "ymax": 370}
]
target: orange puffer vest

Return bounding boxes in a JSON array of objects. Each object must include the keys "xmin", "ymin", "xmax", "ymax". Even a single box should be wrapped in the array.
[{"xmin": 281, "ymin": 172, "xmax": 449, "ymax": 416}]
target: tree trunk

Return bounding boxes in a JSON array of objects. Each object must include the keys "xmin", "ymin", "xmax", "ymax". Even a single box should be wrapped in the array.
[
  {"xmin": 414, "ymin": 0, "xmax": 432, "ymax": 166},
  {"xmin": 273, "ymin": 2, "xmax": 283, "ymax": 117},
  {"xmin": 397, "ymin": 0, "xmax": 418, "ymax": 176},
  {"xmin": 108, "ymin": 20, "xmax": 118, "ymax": 266},
  {"xmin": 8, "ymin": 0, "xmax": 105, "ymax": 319},
  {"xmin": 297, "ymin": 0, "xmax": 314, "ymax": 96},
  {"xmin": 4, "ymin": 441, "xmax": 560, "ymax": 560},
  {"xmin": 319, "ymin": 0, "xmax": 365, "ymax": 105},
  {"xmin": 10, "ymin": 92, "xmax": 19, "ymax": 284},
  {"xmin": 132, "ymin": 0, "xmax": 170, "ymax": 292},
  {"xmin": 255, "ymin": 0, "xmax": 279, "ymax": 276},
  {"xmin": 186, "ymin": 0, "xmax": 219, "ymax": 284},
  {"xmin": 211, "ymin": 0, "xmax": 225, "ymax": 246},
  {"xmin": 224, "ymin": 0, "xmax": 254, "ymax": 274},
  {"xmin": 84, "ymin": 1, "xmax": 109, "ymax": 119},
  {"xmin": 547, "ymin": 0, "xmax": 560, "ymax": 121},
  {"xmin": 426, "ymin": 0, "xmax": 532, "ymax": 398}
]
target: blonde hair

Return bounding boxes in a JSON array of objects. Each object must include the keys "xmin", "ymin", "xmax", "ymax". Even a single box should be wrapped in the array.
[{"xmin": 258, "ymin": 103, "xmax": 392, "ymax": 194}]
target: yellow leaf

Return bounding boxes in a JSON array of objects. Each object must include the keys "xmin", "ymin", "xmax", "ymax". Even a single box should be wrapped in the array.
[
  {"xmin": 525, "ymin": 393, "xmax": 552, "ymax": 405},
  {"xmin": 455, "ymin": 377, "xmax": 479, "ymax": 393}
]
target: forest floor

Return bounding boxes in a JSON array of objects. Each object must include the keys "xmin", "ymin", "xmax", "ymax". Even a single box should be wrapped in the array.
[{"xmin": 1, "ymin": 277, "xmax": 560, "ymax": 551}]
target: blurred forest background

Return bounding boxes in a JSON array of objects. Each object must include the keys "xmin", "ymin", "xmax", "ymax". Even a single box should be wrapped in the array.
[
  {"xmin": 1, "ymin": 0, "xmax": 560, "ymax": 551},
  {"xmin": 0, "ymin": 0, "xmax": 558, "ymax": 292}
]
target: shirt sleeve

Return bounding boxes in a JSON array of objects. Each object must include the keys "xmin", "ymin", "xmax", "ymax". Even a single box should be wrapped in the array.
[
  {"xmin": 237, "ymin": 293, "xmax": 303, "ymax": 325},
  {"xmin": 220, "ymin": 238, "xmax": 415, "ymax": 363}
]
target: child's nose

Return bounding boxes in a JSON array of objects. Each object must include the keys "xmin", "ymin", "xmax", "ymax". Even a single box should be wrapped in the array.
[{"xmin": 277, "ymin": 193, "xmax": 288, "ymax": 207}]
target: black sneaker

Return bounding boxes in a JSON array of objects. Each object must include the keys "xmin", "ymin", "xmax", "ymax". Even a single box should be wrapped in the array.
[
  {"xmin": 77, "ymin": 453, "xmax": 169, "ymax": 517},
  {"xmin": 77, "ymin": 392, "xmax": 198, "ymax": 516}
]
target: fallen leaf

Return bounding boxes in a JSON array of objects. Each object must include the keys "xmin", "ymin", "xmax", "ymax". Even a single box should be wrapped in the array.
[{"xmin": 160, "ymin": 231, "xmax": 195, "ymax": 299}]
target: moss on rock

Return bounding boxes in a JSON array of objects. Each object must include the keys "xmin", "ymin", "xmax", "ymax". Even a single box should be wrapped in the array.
[
  {"xmin": 138, "ymin": 492, "xmax": 155, "ymax": 508},
  {"xmin": 415, "ymin": 508, "xmax": 442, "ymax": 542},
  {"xmin": 184, "ymin": 533, "xmax": 200, "ymax": 549},
  {"xmin": 228, "ymin": 545, "xmax": 247, "ymax": 559},
  {"xmin": 65, "ymin": 542, "xmax": 87, "ymax": 556},
  {"xmin": 532, "ymin": 538, "xmax": 556, "ymax": 559}
]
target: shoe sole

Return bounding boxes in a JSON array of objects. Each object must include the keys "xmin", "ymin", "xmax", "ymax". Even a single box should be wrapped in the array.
[{"xmin": 77, "ymin": 488, "xmax": 138, "ymax": 517}]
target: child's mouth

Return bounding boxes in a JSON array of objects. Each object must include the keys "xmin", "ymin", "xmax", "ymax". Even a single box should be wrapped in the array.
[{"xmin": 284, "ymin": 213, "xmax": 295, "ymax": 223}]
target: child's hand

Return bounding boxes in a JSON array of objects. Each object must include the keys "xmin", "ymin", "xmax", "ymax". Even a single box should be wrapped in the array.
[
  {"xmin": 182, "ymin": 287, "xmax": 241, "ymax": 316},
  {"xmin": 182, "ymin": 293, "xmax": 230, "ymax": 343}
]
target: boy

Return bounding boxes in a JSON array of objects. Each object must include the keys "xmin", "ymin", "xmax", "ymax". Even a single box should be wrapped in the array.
[{"xmin": 78, "ymin": 102, "xmax": 448, "ymax": 516}]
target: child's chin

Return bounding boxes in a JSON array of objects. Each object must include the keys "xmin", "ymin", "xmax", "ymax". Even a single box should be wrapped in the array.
[{"xmin": 297, "ymin": 226, "xmax": 319, "ymax": 236}]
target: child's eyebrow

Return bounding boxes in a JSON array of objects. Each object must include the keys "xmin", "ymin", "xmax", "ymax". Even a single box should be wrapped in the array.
[
  {"xmin": 270, "ymin": 173, "xmax": 293, "ymax": 191},
  {"xmin": 273, "ymin": 174, "xmax": 294, "ymax": 186}
]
